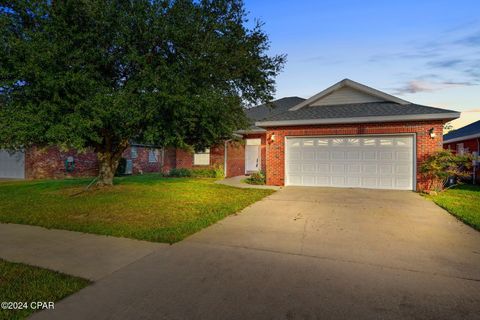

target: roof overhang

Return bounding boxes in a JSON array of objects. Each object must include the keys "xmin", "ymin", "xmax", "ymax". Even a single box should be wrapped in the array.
[
  {"xmin": 255, "ymin": 112, "xmax": 460, "ymax": 127},
  {"xmin": 235, "ymin": 128, "xmax": 267, "ymax": 134},
  {"xmin": 443, "ymin": 132, "xmax": 480, "ymax": 144}
]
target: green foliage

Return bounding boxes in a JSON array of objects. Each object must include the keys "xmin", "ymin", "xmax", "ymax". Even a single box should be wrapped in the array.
[
  {"xmin": 168, "ymin": 168, "xmax": 192, "ymax": 177},
  {"xmin": 420, "ymin": 150, "xmax": 472, "ymax": 191},
  {"xmin": 245, "ymin": 171, "xmax": 266, "ymax": 185},
  {"xmin": 0, "ymin": 0, "xmax": 285, "ymax": 184},
  {"xmin": 168, "ymin": 166, "xmax": 224, "ymax": 178}
]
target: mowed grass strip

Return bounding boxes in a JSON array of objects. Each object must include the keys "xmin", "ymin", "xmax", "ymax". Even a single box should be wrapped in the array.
[
  {"xmin": 428, "ymin": 184, "xmax": 480, "ymax": 231},
  {"xmin": 0, "ymin": 175, "xmax": 274, "ymax": 243},
  {"xmin": 0, "ymin": 259, "xmax": 90, "ymax": 320}
]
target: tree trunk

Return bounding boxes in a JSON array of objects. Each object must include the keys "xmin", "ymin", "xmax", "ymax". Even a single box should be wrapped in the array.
[
  {"xmin": 95, "ymin": 138, "xmax": 129, "ymax": 186},
  {"xmin": 96, "ymin": 152, "xmax": 119, "ymax": 186}
]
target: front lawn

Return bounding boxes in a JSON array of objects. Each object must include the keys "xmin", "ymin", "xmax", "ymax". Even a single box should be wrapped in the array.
[
  {"xmin": 428, "ymin": 184, "xmax": 480, "ymax": 231},
  {"xmin": 0, "ymin": 175, "xmax": 274, "ymax": 243},
  {"xmin": 0, "ymin": 259, "xmax": 89, "ymax": 320}
]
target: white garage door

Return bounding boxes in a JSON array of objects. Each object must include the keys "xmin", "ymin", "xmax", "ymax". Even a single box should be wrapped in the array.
[
  {"xmin": 285, "ymin": 135, "xmax": 414, "ymax": 190},
  {"xmin": 0, "ymin": 150, "xmax": 25, "ymax": 179}
]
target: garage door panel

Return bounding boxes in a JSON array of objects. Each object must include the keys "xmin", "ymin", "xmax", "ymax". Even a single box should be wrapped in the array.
[
  {"xmin": 316, "ymin": 151, "xmax": 330, "ymax": 160},
  {"xmin": 317, "ymin": 163, "xmax": 330, "ymax": 173},
  {"xmin": 286, "ymin": 136, "xmax": 414, "ymax": 190},
  {"xmin": 0, "ymin": 150, "xmax": 25, "ymax": 179}
]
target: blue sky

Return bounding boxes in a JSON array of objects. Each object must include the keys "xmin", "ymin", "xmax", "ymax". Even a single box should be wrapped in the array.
[{"xmin": 244, "ymin": 0, "xmax": 480, "ymax": 128}]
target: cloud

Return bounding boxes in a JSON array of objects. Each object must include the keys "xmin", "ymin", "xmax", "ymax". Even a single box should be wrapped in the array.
[
  {"xmin": 456, "ymin": 31, "xmax": 480, "ymax": 47},
  {"xmin": 427, "ymin": 59, "xmax": 464, "ymax": 68},
  {"xmin": 394, "ymin": 80, "xmax": 475, "ymax": 95}
]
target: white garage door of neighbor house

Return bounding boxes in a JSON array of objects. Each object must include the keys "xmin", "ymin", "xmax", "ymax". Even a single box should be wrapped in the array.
[
  {"xmin": 285, "ymin": 135, "xmax": 414, "ymax": 190},
  {"xmin": 0, "ymin": 150, "xmax": 25, "ymax": 179}
]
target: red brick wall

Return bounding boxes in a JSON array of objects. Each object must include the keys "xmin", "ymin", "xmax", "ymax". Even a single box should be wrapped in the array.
[
  {"xmin": 25, "ymin": 146, "xmax": 98, "ymax": 179},
  {"xmin": 264, "ymin": 121, "xmax": 446, "ymax": 190},
  {"xmin": 444, "ymin": 138, "xmax": 479, "ymax": 154},
  {"xmin": 226, "ymin": 141, "xmax": 245, "ymax": 177},
  {"xmin": 122, "ymin": 146, "xmax": 162, "ymax": 174},
  {"xmin": 444, "ymin": 138, "xmax": 480, "ymax": 183},
  {"xmin": 175, "ymin": 145, "xmax": 225, "ymax": 170}
]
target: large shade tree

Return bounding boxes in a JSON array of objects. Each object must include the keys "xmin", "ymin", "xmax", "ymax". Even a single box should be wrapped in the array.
[{"xmin": 0, "ymin": 0, "xmax": 285, "ymax": 185}]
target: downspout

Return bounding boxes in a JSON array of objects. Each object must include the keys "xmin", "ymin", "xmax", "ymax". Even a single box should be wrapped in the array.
[
  {"xmin": 224, "ymin": 140, "xmax": 228, "ymax": 178},
  {"xmin": 475, "ymin": 138, "xmax": 480, "ymax": 184}
]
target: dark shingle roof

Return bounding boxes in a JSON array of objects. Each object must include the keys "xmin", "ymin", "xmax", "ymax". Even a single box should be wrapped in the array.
[
  {"xmin": 260, "ymin": 102, "xmax": 457, "ymax": 122},
  {"xmin": 444, "ymin": 120, "xmax": 480, "ymax": 141},
  {"xmin": 245, "ymin": 97, "xmax": 305, "ymax": 121}
]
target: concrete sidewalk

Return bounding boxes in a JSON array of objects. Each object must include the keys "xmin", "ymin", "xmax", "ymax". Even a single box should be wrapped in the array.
[{"xmin": 0, "ymin": 223, "xmax": 165, "ymax": 280}]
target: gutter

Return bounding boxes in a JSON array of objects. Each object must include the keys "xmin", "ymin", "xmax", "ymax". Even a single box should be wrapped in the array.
[
  {"xmin": 443, "ymin": 132, "xmax": 480, "ymax": 144},
  {"xmin": 256, "ymin": 112, "xmax": 460, "ymax": 127}
]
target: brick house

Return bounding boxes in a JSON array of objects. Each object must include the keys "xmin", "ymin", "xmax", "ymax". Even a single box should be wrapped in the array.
[
  {"xmin": 443, "ymin": 120, "xmax": 480, "ymax": 182},
  {"xmin": 0, "ymin": 79, "xmax": 459, "ymax": 191}
]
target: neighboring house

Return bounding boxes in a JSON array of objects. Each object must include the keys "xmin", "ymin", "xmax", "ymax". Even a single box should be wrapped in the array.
[
  {"xmin": 0, "ymin": 79, "xmax": 460, "ymax": 191},
  {"xmin": 0, "ymin": 144, "xmax": 170, "ymax": 180},
  {"xmin": 443, "ymin": 120, "xmax": 480, "ymax": 182}
]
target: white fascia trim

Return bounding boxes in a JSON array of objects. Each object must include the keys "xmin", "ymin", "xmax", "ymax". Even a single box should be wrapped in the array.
[
  {"xmin": 235, "ymin": 129, "xmax": 267, "ymax": 134},
  {"xmin": 255, "ymin": 112, "xmax": 460, "ymax": 127},
  {"xmin": 289, "ymin": 79, "xmax": 410, "ymax": 111},
  {"xmin": 443, "ymin": 133, "xmax": 480, "ymax": 144}
]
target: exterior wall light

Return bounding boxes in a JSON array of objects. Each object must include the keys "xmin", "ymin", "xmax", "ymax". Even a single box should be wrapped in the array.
[
  {"xmin": 270, "ymin": 133, "xmax": 276, "ymax": 142},
  {"xmin": 429, "ymin": 128, "xmax": 436, "ymax": 139}
]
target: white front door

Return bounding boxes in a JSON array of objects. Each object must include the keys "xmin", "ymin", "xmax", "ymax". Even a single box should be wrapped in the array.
[
  {"xmin": 0, "ymin": 149, "xmax": 25, "ymax": 179},
  {"xmin": 285, "ymin": 135, "xmax": 414, "ymax": 190},
  {"xmin": 245, "ymin": 139, "xmax": 261, "ymax": 173}
]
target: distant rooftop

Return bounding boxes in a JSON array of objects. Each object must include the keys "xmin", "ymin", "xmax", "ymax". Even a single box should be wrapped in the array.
[{"xmin": 444, "ymin": 120, "xmax": 480, "ymax": 143}]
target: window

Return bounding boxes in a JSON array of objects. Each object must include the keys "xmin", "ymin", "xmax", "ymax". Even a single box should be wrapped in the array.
[
  {"xmin": 148, "ymin": 149, "xmax": 158, "ymax": 163},
  {"xmin": 194, "ymin": 148, "xmax": 210, "ymax": 166},
  {"xmin": 130, "ymin": 146, "xmax": 138, "ymax": 159},
  {"xmin": 457, "ymin": 143, "xmax": 464, "ymax": 155}
]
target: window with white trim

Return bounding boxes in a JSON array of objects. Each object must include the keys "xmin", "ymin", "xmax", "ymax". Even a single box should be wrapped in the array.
[
  {"xmin": 148, "ymin": 149, "xmax": 158, "ymax": 163},
  {"xmin": 194, "ymin": 148, "xmax": 210, "ymax": 166},
  {"xmin": 457, "ymin": 143, "xmax": 464, "ymax": 155},
  {"xmin": 130, "ymin": 146, "xmax": 138, "ymax": 159}
]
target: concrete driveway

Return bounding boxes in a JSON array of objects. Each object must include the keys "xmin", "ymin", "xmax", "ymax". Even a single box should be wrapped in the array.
[{"xmin": 33, "ymin": 188, "xmax": 480, "ymax": 320}]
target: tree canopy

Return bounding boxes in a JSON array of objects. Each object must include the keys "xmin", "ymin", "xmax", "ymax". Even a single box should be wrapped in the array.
[{"xmin": 0, "ymin": 0, "xmax": 285, "ymax": 184}]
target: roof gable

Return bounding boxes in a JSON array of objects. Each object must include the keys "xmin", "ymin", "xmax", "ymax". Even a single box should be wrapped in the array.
[{"xmin": 290, "ymin": 79, "xmax": 409, "ymax": 111}]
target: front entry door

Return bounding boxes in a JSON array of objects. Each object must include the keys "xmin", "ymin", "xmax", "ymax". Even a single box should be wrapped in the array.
[{"xmin": 245, "ymin": 139, "xmax": 261, "ymax": 173}]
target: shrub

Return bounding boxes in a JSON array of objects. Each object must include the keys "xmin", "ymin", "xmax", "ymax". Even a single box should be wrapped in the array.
[
  {"xmin": 168, "ymin": 168, "xmax": 192, "ymax": 177},
  {"xmin": 245, "ymin": 171, "xmax": 266, "ymax": 185},
  {"xmin": 420, "ymin": 150, "xmax": 472, "ymax": 191},
  {"xmin": 168, "ymin": 166, "xmax": 224, "ymax": 178}
]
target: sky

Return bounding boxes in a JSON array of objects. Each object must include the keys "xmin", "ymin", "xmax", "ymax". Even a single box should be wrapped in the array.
[{"xmin": 244, "ymin": 0, "xmax": 480, "ymax": 129}]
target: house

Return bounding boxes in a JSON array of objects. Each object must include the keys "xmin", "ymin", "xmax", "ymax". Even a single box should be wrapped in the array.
[
  {"xmin": 0, "ymin": 79, "xmax": 460, "ymax": 191},
  {"xmin": 443, "ymin": 120, "xmax": 480, "ymax": 155},
  {"xmin": 443, "ymin": 120, "xmax": 480, "ymax": 182},
  {"xmin": 0, "ymin": 144, "xmax": 169, "ymax": 180}
]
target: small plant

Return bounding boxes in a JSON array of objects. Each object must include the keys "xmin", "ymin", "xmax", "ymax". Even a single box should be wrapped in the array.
[
  {"xmin": 168, "ymin": 168, "xmax": 192, "ymax": 177},
  {"xmin": 245, "ymin": 171, "xmax": 266, "ymax": 185},
  {"xmin": 420, "ymin": 150, "xmax": 472, "ymax": 191},
  {"xmin": 168, "ymin": 166, "xmax": 224, "ymax": 178},
  {"xmin": 115, "ymin": 158, "xmax": 127, "ymax": 176}
]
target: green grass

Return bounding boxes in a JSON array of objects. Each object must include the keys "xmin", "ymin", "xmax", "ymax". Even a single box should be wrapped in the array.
[
  {"xmin": 428, "ymin": 184, "xmax": 480, "ymax": 231},
  {"xmin": 0, "ymin": 175, "xmax": 274, "ymax": 243},
  {"xmin": 0, "ymin": 259, "xmax": 90, "ymax": 320}
]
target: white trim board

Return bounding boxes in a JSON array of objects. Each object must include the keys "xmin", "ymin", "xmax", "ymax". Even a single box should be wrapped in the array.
[{"xmin": 256, "ymin": 113, "xmax": 460, "ymax": 127}]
